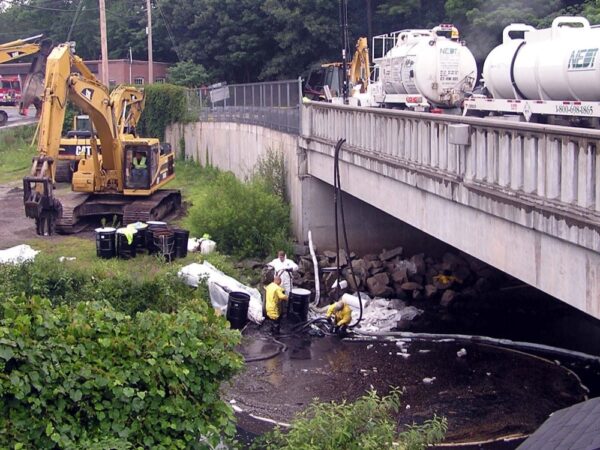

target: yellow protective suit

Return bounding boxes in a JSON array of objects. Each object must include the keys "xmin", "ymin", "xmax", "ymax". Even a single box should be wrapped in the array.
[
  {"xmin": 265, "ymin": 282, "xmax": 287, "ymax": 320},
  {"xmin": 326, "ymin": 303, "xmax": 352, "ymax": 327}
]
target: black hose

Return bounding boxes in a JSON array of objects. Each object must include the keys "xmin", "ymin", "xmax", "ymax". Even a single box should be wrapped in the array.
[
  {"xmin": 332, "ymin": 138, "xmax": 363, "ymax": 328},
  {"xmin": 242, "ymin": 337, "xmax": 288, "ymax": 363}
]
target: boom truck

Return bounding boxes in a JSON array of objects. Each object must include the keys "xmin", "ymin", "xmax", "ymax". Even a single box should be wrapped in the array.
[
  {"xmin": 23, "ymin": 43, "xmax": 180, "ymax": 235},
  {"xmin": 0, "ymin": 34, "xmax": 50, "ymax": 126}
]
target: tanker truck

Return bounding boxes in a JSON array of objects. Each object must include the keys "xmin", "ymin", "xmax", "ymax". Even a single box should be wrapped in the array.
[
  {"xmin": 464, "ymin": 16, "xmax": 600, "ymax": 124},
  {"xmin": 357, "ymin": 24, "xmax": 478, "ymax": 111}
]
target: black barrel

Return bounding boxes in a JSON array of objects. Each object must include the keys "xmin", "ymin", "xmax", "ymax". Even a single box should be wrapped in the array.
[
  {"xmin": 127, "ymin": 222, "xmax": 148, "ymax": 250},
  {"xmin": 173, "ymin": 228, "xmax": 190, "ymax": 259},
  {"xmin": 116, "ymin": 228, "xmax": 137, "ymax": 259},
  {"xmin": 95, "ymin": 227, "xmax": 117, "ymax": 259},
  {"xmin": 226, "ymin": 291, "xmax": 250, "ymax": 330},
  {"xmin": 287, "ymin": 288, "xmax": 311, "ymax": 323},
  {"xmin": 146, "ymin": 221, "xmax": 167, "ymax": 254},
  {"xmin": 153, "ymin": 229, "xmax": 175, "ymax": 262}
]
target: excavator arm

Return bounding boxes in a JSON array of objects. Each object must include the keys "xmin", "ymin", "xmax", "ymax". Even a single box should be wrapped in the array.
[
  {"xmin": 0, "ymin": 35, "xmax": 43, "ymax": 63},
  {"xmin": 349, "ymin": 37, "xmax": 370, "ymax": 93},
  {"xmin": 23, "ymin": 43, "xmax": 123, "ymax": 234},
  {"xmin": 111, "ymin": 85, "xmax": 145, "ymax": 136}
]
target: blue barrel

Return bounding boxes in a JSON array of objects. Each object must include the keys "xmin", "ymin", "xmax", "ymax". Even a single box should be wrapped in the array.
[{"xmin": 95, "ymin": 227, "xmax": 117, "ymax": 259}]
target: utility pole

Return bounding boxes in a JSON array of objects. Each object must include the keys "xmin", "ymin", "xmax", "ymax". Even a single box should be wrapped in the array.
[
  {"xmin": 146, "ymin": 0, "xmax": 153, "ymax": 84},
  {"xmin": 339, "ymin": 0, "xmax": 349, "ymax": 104},
  {"xmin": 99, "ymin": 0, "xmax": 109, "ymax": 86},
  {"xmin": 366, "ymin": 0, "xmax": 373, "ymax": 48}
]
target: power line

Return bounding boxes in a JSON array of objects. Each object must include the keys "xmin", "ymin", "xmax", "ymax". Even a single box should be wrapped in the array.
[
  {"xmin": 66, "ymin": 0, "xmax": 86, "ymax": 42},
  {"xmin": 2, "ymin": 0, "xmax": 98, "ymax": 12},
  {"xmin": 154, "ymin": 0, "xmax": 181, "ymax": 62}
]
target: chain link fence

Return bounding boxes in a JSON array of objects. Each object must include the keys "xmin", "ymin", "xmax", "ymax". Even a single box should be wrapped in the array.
[{"xmin": 186, "ymin": 79, "xmax": 302, "ymax": 134}]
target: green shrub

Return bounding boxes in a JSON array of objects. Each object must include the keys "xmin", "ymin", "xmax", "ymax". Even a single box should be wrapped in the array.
[
  {"xmin": 138, "ymin": 83, "xmax": 188, "ymax": 141},
  {"xmin": 0, "ymin": 295, "xmax": 242, "ymax": 449},
  {"xmin": 255, "ymin": 389, "xmax": 447, "ymax": 450},
  {"xmin": 0, "ymin": 255, "xmax": 205, "ymax": 316},
  {"xmin": 185, "ymin": 170, "xmax": 291, "ymax": 258},
  {"xmin": 254, "ymin": 147, "xmax": 287, "ymax": 203}
]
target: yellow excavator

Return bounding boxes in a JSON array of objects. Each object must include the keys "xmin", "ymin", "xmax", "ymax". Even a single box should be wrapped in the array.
[
  {"xmin": 0, "ymin": 34, "xmax": 51, "ymax": 125},
  {"xmin": 303, "ymin": 37, "xmax": 370, "ymax": 100},
  {"xmin": 55, "ymin": 85, "xmax": 147, "ymax": 182},
  {"xmin": 23, "ymin": 42, "xmax": 180, "ymax": 235}
]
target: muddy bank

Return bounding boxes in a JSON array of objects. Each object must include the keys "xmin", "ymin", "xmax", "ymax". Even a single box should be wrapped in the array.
[{"xmin": 226, "ymin": 329, "xmax": 587, "ymax": 444}]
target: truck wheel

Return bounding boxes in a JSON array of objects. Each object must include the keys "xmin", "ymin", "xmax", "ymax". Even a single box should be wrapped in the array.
[{"xmin": 0, "ymin": 110, "xmax": 7, "ymax": 126}]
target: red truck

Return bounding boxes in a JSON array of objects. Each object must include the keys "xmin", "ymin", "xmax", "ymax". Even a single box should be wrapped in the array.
[{"xmin": 0, "ymin": 76, "xmax": 21, "ymax": 107}]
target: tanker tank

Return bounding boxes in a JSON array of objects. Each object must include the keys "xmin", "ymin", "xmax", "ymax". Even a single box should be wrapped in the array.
[
  {"xmin": 371, "ymin": 25, "xmax": 478, "ymax": 109},
  {"xmin": 483, "ymin": 16, "xmax": 600, "ymax": 102}
]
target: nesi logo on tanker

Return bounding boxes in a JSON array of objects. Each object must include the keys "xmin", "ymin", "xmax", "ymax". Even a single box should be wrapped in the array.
[{"xmin": 568, "ymin": 48, "xmax": 598, "ymax": 70}]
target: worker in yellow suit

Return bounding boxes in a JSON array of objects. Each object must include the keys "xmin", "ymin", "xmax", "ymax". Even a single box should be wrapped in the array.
[
  {"xmin": 326, "ymin": 300, "xmax": 352, "ymax": 337},
  {"xmin": 265, "ymin": 275, "xmax": 288, "ymax": 335}
]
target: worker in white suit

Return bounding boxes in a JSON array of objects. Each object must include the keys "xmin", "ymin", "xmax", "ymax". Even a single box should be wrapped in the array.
[{"xmin": 268, "ymin": 250, "xmax": 298, "ymax": 295}]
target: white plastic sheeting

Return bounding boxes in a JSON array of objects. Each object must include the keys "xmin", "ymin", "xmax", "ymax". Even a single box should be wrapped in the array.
[
  {"xmin": 342, "ymin": 294, "xmax": 423, "ymax": 332},
  {"xmin": 0, "ymin": 244, "xmax": 38, "ymax": 265},
  {"xmin": 179, "ymin": 262, "xmax": 264, "ymax": 324}
]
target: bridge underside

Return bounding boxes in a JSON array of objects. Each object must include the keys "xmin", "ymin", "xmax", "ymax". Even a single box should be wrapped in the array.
[{"xmin": 305, "ymin": 144, "xmax": 600, "ymax": 320}]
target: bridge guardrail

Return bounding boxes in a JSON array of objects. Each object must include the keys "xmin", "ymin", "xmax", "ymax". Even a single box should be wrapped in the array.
[
  {"xmin": 302, "ymin": 102, "xmax": 600, "ymax": 251},
  {"xmin": 187, "ymin": 79, "xmax": 302, "ymax": 134}
]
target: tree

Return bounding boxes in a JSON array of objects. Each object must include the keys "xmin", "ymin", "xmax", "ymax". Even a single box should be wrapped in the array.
[
  {"xmin": 261, "ymin": 0, "xmax": 340, "ymax": 79},
  {"xmin": 445, "ymin": 0, "xmax": 564, "ymax": 61},
  {"xmin": 167, "ymin": 60, "xmax": 211, "ymax": 87}
]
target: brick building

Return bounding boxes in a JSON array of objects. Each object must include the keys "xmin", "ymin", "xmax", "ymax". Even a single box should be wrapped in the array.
[{"xmin": 0, "ymin": 59, "xmax": 171, "ymax": 86}]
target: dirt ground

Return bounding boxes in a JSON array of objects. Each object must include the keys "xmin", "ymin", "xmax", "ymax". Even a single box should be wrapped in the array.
[{"xmin": 0, "ymin": 181, "xmax": 40, "ymax": 248}]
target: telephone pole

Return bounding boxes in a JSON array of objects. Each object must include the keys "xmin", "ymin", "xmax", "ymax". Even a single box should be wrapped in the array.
[
  {"xmin": 99, "ymin": 0, "xmax": 109, "ymax": 86},
  {"xmin": 146, "ymin": 0, "xmax": 153, "ymax": 84}
]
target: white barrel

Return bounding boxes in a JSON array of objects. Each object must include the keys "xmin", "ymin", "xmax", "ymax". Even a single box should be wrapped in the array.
[
  {"xmin": 483, "ymin": 16, "xmax": 600, "ymax": 101},
  {"xmin": 377, "ymin": 28, "xmax": 477, "ymax": 107}
]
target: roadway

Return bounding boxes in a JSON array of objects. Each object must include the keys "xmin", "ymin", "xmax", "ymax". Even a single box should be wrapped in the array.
[{"xmin": 1, "ymin": 105, "xmax": 37, "ymax": 129}]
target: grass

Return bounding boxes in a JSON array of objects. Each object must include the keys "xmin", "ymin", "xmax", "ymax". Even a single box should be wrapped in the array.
[
  {"xmin": 0, "ymin": 125, "xmax": 37, "ymax": 183},
  {"xmin": 25, "ymin": 235, "xmax": 254, "ymax": 284}
]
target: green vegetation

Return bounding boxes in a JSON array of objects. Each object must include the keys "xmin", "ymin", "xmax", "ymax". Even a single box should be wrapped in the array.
[
  {"xmin": 138, "ymin": 84, "xmax": 189, "ymax": 141},
  {"xmin": 255, "ymin": 389, "xmax": 447, "ymax": 450},
  {"xmin": 176, "ymin": 161, "xmax": 291, "ymax": 259},
  {"xmin": 0, "ymin": 125, "xmax": 36, "ymax": 184},
  {"xmin": 167, "ymin": 61, "xmax": 211, "ymax": 88},
  {"xmin": 0, "ymin": 294, "xmax": 242, "ymax": 449},
  {"xmin": 254, "ymin": 146, "xmax": 287, "ymax": 203}
]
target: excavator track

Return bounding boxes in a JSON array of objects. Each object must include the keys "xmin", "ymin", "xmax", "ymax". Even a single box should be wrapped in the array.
[
  {"xmin": 54, "ymin": 189, "xmax": 181, "ymax": 234},
  {"xmin": 123, "ymin": 189, "xmax": 181, "ymax": 224}
]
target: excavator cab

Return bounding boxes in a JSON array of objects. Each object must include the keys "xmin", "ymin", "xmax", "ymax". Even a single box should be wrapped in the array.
[{"xmin": 125, "ymin": 145, "xmax": 153, "ymax": 189}]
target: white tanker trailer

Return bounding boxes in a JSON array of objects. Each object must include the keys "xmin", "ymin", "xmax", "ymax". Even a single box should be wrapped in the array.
[
  {"xmin": 465, "ymin": 16, "xmax": 600, "ymax": 122},
  {"xmin": 359, "ymin": 24, "xmax": 478, "ymax": 110}
]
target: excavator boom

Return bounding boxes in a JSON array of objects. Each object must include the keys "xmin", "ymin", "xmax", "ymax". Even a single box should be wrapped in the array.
[
  {"xmin": 0, "ymin": 35, "xmax": 50, "ymax": 126},
  {"xmin": 23, "ymin": 43, "xmax": 179, "ymax": 235}
]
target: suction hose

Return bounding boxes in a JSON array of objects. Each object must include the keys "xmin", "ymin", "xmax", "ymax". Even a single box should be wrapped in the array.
[{"xmin": 333, "ymin": 138, "xmax": 363, "ymax": 328}]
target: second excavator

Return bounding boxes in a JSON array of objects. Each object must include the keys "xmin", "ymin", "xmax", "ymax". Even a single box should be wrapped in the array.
[{"xmin": 23, "ymin": 42, "xmax": 180, "ymax": 235}]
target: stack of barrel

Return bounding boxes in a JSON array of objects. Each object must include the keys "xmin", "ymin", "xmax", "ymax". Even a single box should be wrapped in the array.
[{"xmin": 95, "ymin": 221, "xmax": 190, "ymax": 262}]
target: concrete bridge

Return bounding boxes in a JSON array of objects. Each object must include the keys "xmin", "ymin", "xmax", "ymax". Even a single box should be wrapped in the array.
[{"xmin": 168, "ymin": 98, "xmax": 600, "ymax": 319}]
